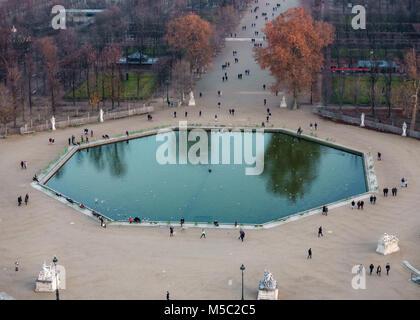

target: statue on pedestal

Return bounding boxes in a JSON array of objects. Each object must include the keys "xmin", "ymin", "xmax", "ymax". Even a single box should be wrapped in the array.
[
  {"xmin": 360, "ymin": 113, "xmax": 365, "ymax": 127},
  {"xmin": 35, "ymin": 261, "xmax": 66, "ymax": 292},
  {"xmin": 51, "ymin": 116, "xmax": 56, "ymax": 131},
  {"xmin": 376, "ymin": 233, "xmax": 400, "ymax": 255},
  {"xmin": 257, "ymin": 270, "xmax": 278, "ymax": 300},
  {"xmin": 280, "ymin": 96, "xmax": 287, "ymax": 108},
  {"xmin": 188, "ymin": 91, "xmax": 196, "ymax": 106},
  {"xmin": 402, "ymin": 122, "xmax": 407, "ymax": 137},
  {"xmin": 99, "ymin": 109, "xmax": 104, "ymax": 123}
]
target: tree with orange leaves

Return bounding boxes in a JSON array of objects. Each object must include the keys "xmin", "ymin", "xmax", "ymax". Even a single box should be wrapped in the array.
[
  {"xmin": 166, "ymin": 14, "xmax": 213, "ymax": 87},
  {"xmin": 255, "ymin": 7, "xmax": 335, "ymax": 109}
]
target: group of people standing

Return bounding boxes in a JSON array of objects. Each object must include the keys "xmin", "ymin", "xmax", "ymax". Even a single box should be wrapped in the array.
[
  {"xmin": 17, "ymin": 194, "xmax": 29, "ymax": 206},
  {"xmin": 366, "ymin": 263, "xmax": 391, "ymax": 276}
]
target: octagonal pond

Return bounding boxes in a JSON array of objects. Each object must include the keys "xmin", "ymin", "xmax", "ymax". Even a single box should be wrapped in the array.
[{"xmin": 45, "ymin": 130, "xmax": 367, "ymax": 224}]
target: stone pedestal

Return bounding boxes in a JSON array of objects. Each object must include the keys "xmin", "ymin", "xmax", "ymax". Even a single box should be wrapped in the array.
[
  {"xmin": 280, "ymin": 96, "xmax": 287, "ymax": 108},
  {"xmin": 35, "ymin": 262, "xmax": 66, "ymax": 293},
  {"xmin": 376, "ymin": 233, "xmax": 399, "ymax": 255},
  {"xmin": 257, "ymin": 288, "xmax": 279, "ymax": 300}
]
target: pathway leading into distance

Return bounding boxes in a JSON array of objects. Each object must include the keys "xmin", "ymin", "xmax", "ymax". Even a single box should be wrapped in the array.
[{"xmin": 194, "ymin": 0, "xmax": 301, "ymax": 115}]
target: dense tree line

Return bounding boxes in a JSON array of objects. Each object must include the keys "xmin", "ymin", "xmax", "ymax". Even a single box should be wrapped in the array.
[{"xmin": 0, "ymin": 0, "xmax": 251, "ymax": 132}]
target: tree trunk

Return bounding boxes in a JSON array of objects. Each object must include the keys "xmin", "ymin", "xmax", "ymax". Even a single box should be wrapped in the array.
[
  {"xmin": 410, "ymin": 84, "xmax": 419, "ymax": 133},
  {"xmin": 28, "ymin": 72, "xmax": 32, "ymax": 119},
  {"xmin": 111, "ymin": 65, "xmax": 115, "ymax": 109},
  {"xmin": 86, "ymin": 66, "xmax": 90, "ymax": 99},
  {"xmin": 72, "ymin": 69, "xmax": 76, "ymax": 107}
]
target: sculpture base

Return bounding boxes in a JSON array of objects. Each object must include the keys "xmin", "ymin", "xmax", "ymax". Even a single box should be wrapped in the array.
[
  {"xmin": 376, "ymin": 245, "xmax": 400, "ymax": 255},
  {"xmin": 257, "ymin": 289, "xmax": 278, "ymax": 300},
  {"xmin": 35, "ymin": 279, "xmax": 55, "ymax": 292}
]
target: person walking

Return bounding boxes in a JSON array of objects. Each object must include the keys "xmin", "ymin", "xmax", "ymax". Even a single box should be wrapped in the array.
[
  {"xmin": 170, "ymin": 226, "xmax": 174, "ymax": 237},
  {"xmin": 351, "ymin": 200, "xmax": 355, "ymax": 209},
  {"xmin": 174, "ymin": 111, "xmax": 176, "ymax": 118},
  {"xmin": 238, "ymin": 229, "xmax": 245, "ymax": 242},
  {"xmin": 307, "ymin": 248, "xmax": 312, "ymax": 259},
  {"xmin": 386, "ymin": 263, "xmax": 390, "ymax": 276},
  {"xmin": 166, "ymin": 291, "xmax": 170, "ymax": 300},
  {"xmin": 376, "ymin": 265, "xmax": 381, "ymax": 276},
  {"xmin": 24, "ymin": 193, "xmax": 29, "ymax": 205},
  {"xmin": 373, "ymin": 195, "xmax": 377, "ymax": 204},
  {"xmin": 318, "ymin": 226, "xmax": 323, "ymax": 237},
  {"xmin": 369, "ymin": 263, "xmax": 374, "ymax": 275},
  {"xmin": 18, "ymin": 196, "xmax": 22, "ymax": 206},
  {"xmin": 15, "ymin": 260, "xmax": 19, "ymax": 272},
  {"xmin": 200, "ymin": 228, "xmax": 206, "ymax": 239},
  {"xmin": 377, "ymin": 152, "xmax": 382, "ymax": 161},
  {"xmin": 314, "ymin": 123, "xmax": 318, "ymax": 130},
  {"xmin": 180, "ymin": 217, "xmax": 184, "ymax": 228},
  {"xmin": 360, "ymin": 200, "xmax": 364, "ymax": 210},
  {"xmin": 358, "ymin": 264, "xmax": 364, "ymax": 275}
]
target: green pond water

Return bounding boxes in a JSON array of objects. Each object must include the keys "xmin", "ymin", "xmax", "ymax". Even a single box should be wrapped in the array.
[{"xmin": 46, "ymin": 131, "xmax": 367, "ymax": 224}]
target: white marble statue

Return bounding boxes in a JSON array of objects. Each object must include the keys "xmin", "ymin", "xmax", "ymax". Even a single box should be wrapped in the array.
[
  {"xmin": 51, "ymin": 116, "xmax": 56, "ymax": 131},
  {"xmin": 257, "ymin": 270, "xmax": 278, "ymax": 300},
  {"xmin": 280, "ymin": 96, "xmax": 287, "ymax": 108},
  {"xmin": 376, "ymin": 233, "xmax": 400, "ymax": 255},
  {"xmin": 188, "ymin": 91, "xmax": 196, "ymax": 107},
  {"xmin": 402, "ymin": 122, "xmax": 407, "ymax": 137},
  {"xmin": 35, "ymin": 262, "xmax": 66, "ymax": 292},
  {"xmin": 99, "ymin": 109, "xmax": 104, "ymax": 123},
  {"xmin": 360, "ymin": 113, "xmax": 365, "ymax": 127}
]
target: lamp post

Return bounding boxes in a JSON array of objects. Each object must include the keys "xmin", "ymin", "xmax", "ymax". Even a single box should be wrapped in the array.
[
  {"xmin": 165, "ymin": 79, "xmax": 170, "ymax": 105},
  {"xmin": 52, "ymin": 256, "xmax": 59, "ymax": 300},
  {"xmin": 240, "ymin": 264, "xmax": 245, "ymax": 300}
]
